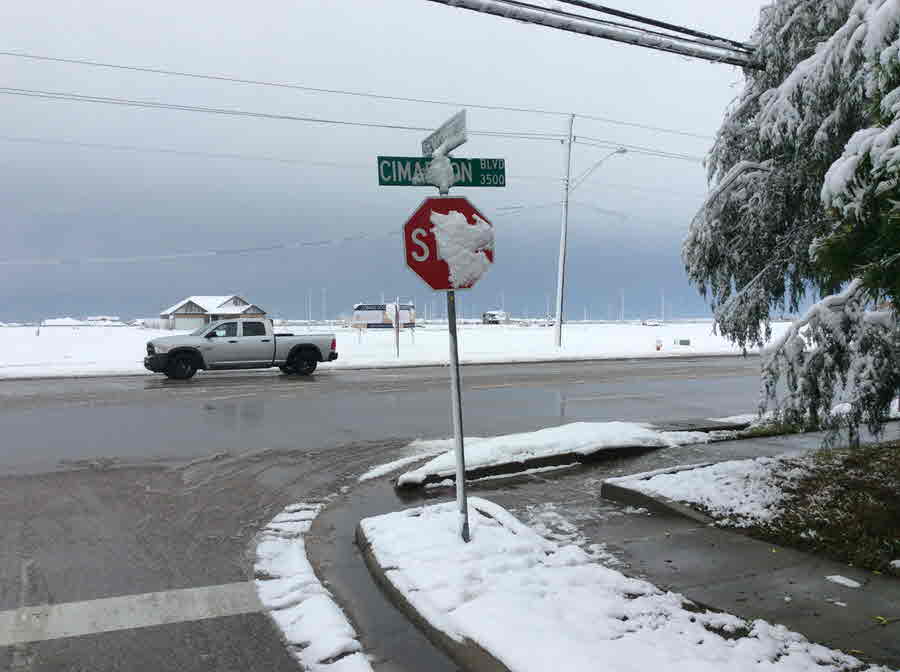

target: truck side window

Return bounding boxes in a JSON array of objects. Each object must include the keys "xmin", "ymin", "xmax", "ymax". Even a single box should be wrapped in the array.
[
  {"xmin": 212, "ymin": 322, "xmax": 238, "ymax": 338},
  {"xmin": 243, "ymin": 322, "xmax": 266, "ymax": 337}
]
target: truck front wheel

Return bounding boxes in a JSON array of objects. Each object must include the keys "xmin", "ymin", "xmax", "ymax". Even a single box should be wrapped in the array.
[{"xmin": 166, "ymin": 353, "xmax": 197, "ymax": 380}]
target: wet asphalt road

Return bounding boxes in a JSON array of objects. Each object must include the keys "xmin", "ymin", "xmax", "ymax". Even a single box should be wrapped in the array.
[{"xmin": 0, "ymin": 356, "xmax": 763, "ymax": 671}]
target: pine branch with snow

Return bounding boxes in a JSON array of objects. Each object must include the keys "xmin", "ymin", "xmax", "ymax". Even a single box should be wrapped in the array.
[{"xmin": 685, "ymin": 0, "xmax": 900, "ymax": 436}]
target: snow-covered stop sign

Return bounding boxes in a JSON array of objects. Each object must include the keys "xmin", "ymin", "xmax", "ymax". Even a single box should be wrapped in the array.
[{"xmin": 403, "ymin": 197, "xmax": 494, "ymax": 291}]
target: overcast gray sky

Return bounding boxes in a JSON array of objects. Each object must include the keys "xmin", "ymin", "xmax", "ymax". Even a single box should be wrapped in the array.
[{"xmin": 0, "ymin": 0, "xmax": 767, "ymax": 321}]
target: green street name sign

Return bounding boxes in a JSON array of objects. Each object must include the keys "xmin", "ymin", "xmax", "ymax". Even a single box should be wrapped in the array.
[{"xmin": 377, "ymin": 156, "xmax": 506, "ymax": 187}]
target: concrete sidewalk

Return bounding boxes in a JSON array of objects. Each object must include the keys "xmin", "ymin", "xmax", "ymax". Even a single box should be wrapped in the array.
[
  {"xmin": 307, "ymin": 426, "xmax": 900, "ymax": 671},
  {"xmin": 469, "ymin": 428, "xmax": 900, "ymax": 669}
]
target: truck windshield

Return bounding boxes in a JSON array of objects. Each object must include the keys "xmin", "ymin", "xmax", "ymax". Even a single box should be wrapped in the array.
[{"xmin": 190, "ymin": 325, "xmax": 209, "ymax": 336}]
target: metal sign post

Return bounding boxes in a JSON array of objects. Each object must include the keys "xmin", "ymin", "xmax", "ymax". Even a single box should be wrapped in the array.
[
  {"xmin": 394, "ymin": 298, "xmax": 401, "ymax": 359},
  {"xmin": 435, "ymin": 116, "xmax": 471, "ymax": 543},
  {"xmin": 445, "ymin": 289, "xmax": 470, "ymax": 541},
  {"xmin": 382, "ymin": 109, "xmax": 500, "ymax": 543}
]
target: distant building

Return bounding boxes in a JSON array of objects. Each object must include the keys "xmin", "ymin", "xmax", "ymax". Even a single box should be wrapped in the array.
[
  {"xmin": 482, "ymin": 310, "xmax": 509, "ymax": 325},
  {"xmin": 352, "ymin": 303, "xmax": 416, "ymax": 329},
  {"xmin": 160, "ymin": 295, "xmax": 266, "ymax": 330}
]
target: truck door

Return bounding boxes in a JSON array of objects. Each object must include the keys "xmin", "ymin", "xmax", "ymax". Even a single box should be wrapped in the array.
[
  {"xmin": 237, "ymin": 320, "xmax": 274, "ymax": 366},
  {"xmin": 202, "ymin": 321, "xmax": 242, "ymax": 367}
]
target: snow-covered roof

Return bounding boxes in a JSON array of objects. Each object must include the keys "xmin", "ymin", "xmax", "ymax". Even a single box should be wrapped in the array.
[{"xmin": 162, "ymin": 295, "xmax": 242, "ymax": 315}]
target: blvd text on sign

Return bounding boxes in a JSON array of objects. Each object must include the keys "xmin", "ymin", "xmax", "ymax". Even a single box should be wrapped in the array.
[{"xmin": 378, "ymin": 156, "xmax": 506, "ymax": 187}]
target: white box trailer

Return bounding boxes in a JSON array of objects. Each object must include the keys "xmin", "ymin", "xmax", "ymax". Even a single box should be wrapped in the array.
[{"xmin": 352, "ymin": 303, "xmax": 416, "ymax": 329}]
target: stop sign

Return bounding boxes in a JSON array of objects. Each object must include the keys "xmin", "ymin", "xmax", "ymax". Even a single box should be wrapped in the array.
[{"xmin": 403, "ymin": 197, "xmax": 494, "ymax": 291}]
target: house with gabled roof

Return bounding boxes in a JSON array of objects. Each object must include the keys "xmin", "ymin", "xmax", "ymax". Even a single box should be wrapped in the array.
[{"xmin": 160, "ymin": 295, "xmax": 266, "ymax": 330}]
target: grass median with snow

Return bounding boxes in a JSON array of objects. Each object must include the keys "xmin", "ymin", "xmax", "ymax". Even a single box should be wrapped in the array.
[
  {"xmin": 629, "ymin": 442, "xmax": 900, "ymax": 574},
  {"xmin": 752, "ymin": 441, "xmax": 900, "ymax": 574}
]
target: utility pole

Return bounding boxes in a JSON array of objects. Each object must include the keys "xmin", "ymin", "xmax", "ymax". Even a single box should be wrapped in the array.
[
  {"xmin": 553, "ymin": 113, "xmax": 575, "ymax": 348},
  {"xmin": 322, "ymin": 288, "xmax": 327, "ymax": 323},
  {"xmin": 620, "ymin": 289, "xmax": 625, "ymax": 322},
  {"xmin": 554, "ymin": 138, "xmax": 626, "ymax": 347}
]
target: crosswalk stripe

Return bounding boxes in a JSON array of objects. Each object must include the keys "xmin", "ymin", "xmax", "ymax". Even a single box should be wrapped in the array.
[{"xmin": 0, "ymin": 582, "xmax": 261, "ymax": 646}]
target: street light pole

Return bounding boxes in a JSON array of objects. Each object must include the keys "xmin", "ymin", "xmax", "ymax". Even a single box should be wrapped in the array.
[
  {"xmin": 553, "ymin": 114, "xmax": 575, "ymax": 349},
  {"xmin": 554, "ymin": 134, "xmax": 626, "ymax": 348}
]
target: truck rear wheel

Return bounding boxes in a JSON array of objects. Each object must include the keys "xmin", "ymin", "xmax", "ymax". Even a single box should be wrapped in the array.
[
  {"xmin": 290, "ymin": 352, "xmax": 317, "ymax": 375},
  {"xmin": 166, "ymin": 353, "xmax": 197, "ymax": 380}
]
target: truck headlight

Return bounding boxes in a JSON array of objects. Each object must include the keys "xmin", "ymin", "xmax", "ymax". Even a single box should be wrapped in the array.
[{"xmin": 153, "ymin": 343, "xmax": 169, "ymax": 354}]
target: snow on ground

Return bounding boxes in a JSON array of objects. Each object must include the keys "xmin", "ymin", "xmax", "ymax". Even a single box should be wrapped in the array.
[
  {"xmin": 0, "ymin": 326, "xmax": 184, "ymax": 379},
  {"xmin": 709, "ymin": 413, "xmax": 759, "ymax": 425},
  {"xmin": 0, "ymin": 321, "xmax": 789, "ymax": 380},
  {"xmin": 359, "ymin": 498, "xmax": 884, "ymax": 672},
  {"xmin": 254, "ymin": 502, "xmax": 373, "ymax": 672},
  {"xmin": 615, "ymin": 457, "xmax": 811, "ymax": 527},
  {"xmin": 396, "ymin": 422, "xmax": 711, "ymax": 486},
  {"xmin": 618, "ymin": 460, "xmax": 793, "ymax": 527},
  {"xmin": 357, "ymin": 440, "xmax": 462, "ymax": 482},
  {"xmin": 825, "ymin": 575, "xmax": 862, "ymax": 589}
]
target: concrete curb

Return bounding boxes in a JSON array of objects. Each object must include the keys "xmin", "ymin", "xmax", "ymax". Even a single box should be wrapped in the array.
[
  {"xmin": 394, "ymin": 422, "xmax": 750, "ymax": 490},
  {"xmin": 395, "ymin": 443, "xmax": 663, "ymax": 489},
  {"xmin": 600, "ymin": 464, "xmax": 716, "ymax": 526},
  {"xmin": 0, "ymin": 351, "xmax": 756, "ymax": 382},
  {"xmin": 355, "ymin": 522, "xmax": 511, "ymax": 672}
]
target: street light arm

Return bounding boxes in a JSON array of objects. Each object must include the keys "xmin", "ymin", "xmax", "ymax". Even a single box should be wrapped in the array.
[{"xmin": 570, "ymin": 147, "xmax": 627, "ymax": 193}]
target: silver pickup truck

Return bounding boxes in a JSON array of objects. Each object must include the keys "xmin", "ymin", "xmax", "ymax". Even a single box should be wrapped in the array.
[{"xmin": 144, "ymin": 318, "xmax": 337, "ymax": 380}]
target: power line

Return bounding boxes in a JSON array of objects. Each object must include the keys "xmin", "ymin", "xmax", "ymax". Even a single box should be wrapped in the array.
[
  {"xmin": 0, "ymin": 86, "xmax": 564, "ymax": 142},
  {"xmin": 575, "ymin": 113, "xmax": 711, "ymax": 140},
  {"xmin": 0, "ymin": 50, "xmax": 567, "ymax": 117},
  {"xmin": 422, "ymin": 0, "xmax": 758, "ymax": 68},
  {"xmin": 575, "ymin": 136, "xmax": 705, "ymax": 163},
  {"xmin": 0, "ymin": 229, "xmax": 402, "ymax": 267},
  {"xmin": 0, "ymin": 135, "xmax": 707, "ymax": 192},
  {"xmin": 553, "ymin": 1, "xmax": 754, "ymax": 52},
  {"xmin": 0, "ymin": 134, "xmax": 370, "ymax": 170},
  {"xmin": 0, "ymin": 49, "xmax": 712, "ymax": 140}
]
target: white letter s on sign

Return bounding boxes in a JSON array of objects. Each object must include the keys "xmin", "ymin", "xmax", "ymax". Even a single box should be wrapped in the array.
[{"xmin": 411, "ymin": 228, "xmax": 430, "ymax": 262}]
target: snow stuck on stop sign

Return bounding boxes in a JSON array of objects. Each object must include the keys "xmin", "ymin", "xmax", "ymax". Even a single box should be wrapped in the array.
[{"xmin": 431, "ymin": 209, "xmax": 493, "ymax": 288}]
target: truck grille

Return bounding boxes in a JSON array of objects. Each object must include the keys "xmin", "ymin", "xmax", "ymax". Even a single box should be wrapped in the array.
[{"xmin": 147, "ymin": 343, "xmax": 155, "ymax": 356}]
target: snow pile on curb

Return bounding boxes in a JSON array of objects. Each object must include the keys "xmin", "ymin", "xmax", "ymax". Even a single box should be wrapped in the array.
[
  {"xmin": 396, "ymin": 422, "xmax": 711, "ymax": 486},
  {"xmin": 255, "ymin": 503, "xmax": 373, "ymax": 672},
  {"xmin": 359, "ymin": 498, "xmax": 883, "ymax": 672},
  {"xmin": 357, "ymin": 440, "xmax": 468, "ymax": 482},
  {"xmin": 618, "ymin": 457, "xmax": 810, "ymax": 527}
]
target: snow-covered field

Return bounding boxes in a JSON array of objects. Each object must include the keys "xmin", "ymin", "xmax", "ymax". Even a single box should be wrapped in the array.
[
  {"xmin": 359, "ymin": 497, "xmax": 885, "ymax": 672},
  {"xmin": 0, "ymin": 326, "xmax": 179, "ymax": 379},
  {"xmin": 0, "ymin": 321, "xmax": 789, "ymax": 380}
]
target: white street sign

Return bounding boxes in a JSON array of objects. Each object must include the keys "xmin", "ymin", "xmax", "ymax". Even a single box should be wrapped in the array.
[{"xmin": 422, "ymin": 109, "xmax": 467, "ymax": 157}]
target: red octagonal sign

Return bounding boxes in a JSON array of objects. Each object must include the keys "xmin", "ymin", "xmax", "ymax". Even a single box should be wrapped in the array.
[{"xmin": 403, "ymin": 197, "xmax": 494, "ymax": 291}]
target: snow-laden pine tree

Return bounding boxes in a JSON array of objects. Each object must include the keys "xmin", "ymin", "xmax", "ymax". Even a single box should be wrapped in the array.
[{"xmin": 684, "ymin": 0, "xmax": 900, "ymax": 439}]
